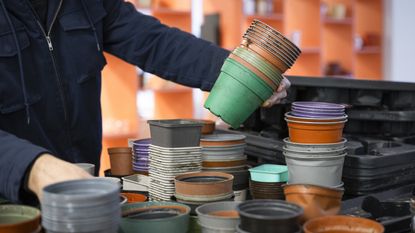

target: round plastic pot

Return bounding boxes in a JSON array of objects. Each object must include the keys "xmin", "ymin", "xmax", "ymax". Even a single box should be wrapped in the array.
[
  {"xmin": 108, "ymin": 147, "xmax": 133, "ymax": 176},
  {"xmin": 283, "ymin": 184, "xmax": 344, "ymax": 223},
  {"xmin": 222, "ymin": 58, "xmax": 273, "ymax": 101},
  {"xmin": 303, "ymin": 215, "xmax": 384, "ymax": 233},
  {"xmin": 285, "ymin": 112, "xmax": 348, "ymax": 122},
  {"xmin": 175, "ymin": 172, "xmax": 234, "ymax": 197},
  {"xmin": 245, "ymin": 42, "xmax": 288, "ymax": 73},
  {"xmin": 200, "ymin": 134, "xmax": 246, "ymax": 147},
  {"xmin": 196, "ymin": 201, "xmax": 240, "ymax": 231},
  {"xmin": 120, "ymin": 202, "xmax": 190, "ymax": 233},
  {"xmin": 284, "ymin": 153, "xmax": 346, "ymax": 187},
  {"xmin": 283, "ymin": 146, "xmax": 346, "ymax": 158},
  {"xmin": 237, "ymin": 200, "xmax": 303, "ymax": 233},
  {"xmin": 292, "ymin": 101, "xmax": 345, "ymax": 110},
  {"xmin": 283, "ymin": 138, "xmax": 347, "ymax": 153},
  {"xmin": 0, "ymin": 205, "xmax": 40, "ymax": 233},
  {"xmin": 286, "ymin": 118, "xmax": 347, "ymax": 143},
  {"xmin": 204, "ymin": 72, "xmax": 266, "ymax": 129}
]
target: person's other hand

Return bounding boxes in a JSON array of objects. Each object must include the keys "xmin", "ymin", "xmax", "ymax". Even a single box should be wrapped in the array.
[
  {"xmin": 262, "ymin": 77, "xmax": 291, "ymax": 108},
  {"xmin": 28, "ymin": 154, "xmax": 92, "ymax": 201}
]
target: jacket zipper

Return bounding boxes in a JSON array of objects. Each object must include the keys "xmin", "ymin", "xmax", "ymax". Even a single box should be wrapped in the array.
[{"xmin": 33, "ymin": 0, "xmax": 68, "ymax": 122}]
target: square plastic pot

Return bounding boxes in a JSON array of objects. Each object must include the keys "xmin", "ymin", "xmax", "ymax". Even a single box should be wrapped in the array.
[{"xmin": 147, "ymin": 120, "xmax": 203, "ymax": 148}]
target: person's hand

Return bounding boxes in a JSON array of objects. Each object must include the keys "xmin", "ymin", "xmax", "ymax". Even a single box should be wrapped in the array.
[
  {"xmin": 262, "ymin": 77, "xmax": 291, "ymax": 108},
  {"xmin": 28, "ymin": 154, "xmax": 92, "ymax": 201}
]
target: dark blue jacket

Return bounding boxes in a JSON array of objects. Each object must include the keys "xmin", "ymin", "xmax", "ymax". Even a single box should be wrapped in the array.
[{"xmin": 0, "ymin": 0, "xmax": 228, "ymax": 203}]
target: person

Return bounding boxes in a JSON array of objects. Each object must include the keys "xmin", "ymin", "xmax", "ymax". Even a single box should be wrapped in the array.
[{"xmin": 0, "ymin": 0, "xmax": 290, "ymax": 204}]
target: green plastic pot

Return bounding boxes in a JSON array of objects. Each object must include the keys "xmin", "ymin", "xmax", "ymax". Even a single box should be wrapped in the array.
[
  {"xmin": 232, "ymin": 47, "xmax": 283, "ymax": 86},
  {"xmin": 120, "ymin": 202, "xmax": 190, "ymax": 233},
  {"xmin": 222, "ymin": 58, "xmax": 273, "ymax": 101},
  {"xmin": 205, "ymin": 71, "xmax": 266, "ymax": 129}
]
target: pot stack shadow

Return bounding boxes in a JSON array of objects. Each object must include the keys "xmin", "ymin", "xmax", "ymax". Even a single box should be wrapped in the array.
[
  {"xmin": 200, "ymin": 134, "xmax": 250, "ymax": 201},
  {"xmin": 283, "ymin": 101, "xmax": 348, "ymax": 222},
  {"xmin": 205, "ymin": 19, "xmax": 301, "ymax": 129},
  {"xmin": 147, "ymin": 120, "xmax": 203, "ymax": 201}
]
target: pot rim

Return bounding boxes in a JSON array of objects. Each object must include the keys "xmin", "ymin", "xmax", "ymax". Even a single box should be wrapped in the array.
[
  {"xmin": 282, "ymin": 146, "xmax": 346, "ymax": 155},
  {"xmin": 175, "ymin": 172, "xmax": 234, "ymax": 185},
  {"xmin": 285, "ymin": 112, "xmax": 347, "ymax": 121},
  {"xmin": 285, "ymin": 118, "xmax": 348, "ymax": 125},
  {"xmin": 0, "ymin": 205, "xmax": 41, "ymax": 228},
  {"xmin": 303, "ymin": 215, "xmax": 385, "ymax": 233},
  {"xmin": 284, "ymin": 152, "xmax": 347, "ymax": 160},
  {"xmin": 237, "ymin": 200, "xmax": 303, "ymax": 221},
  {"xmin": 283, "ymin": 183, "xmax": 344, "ymax": 196},
  {"xmin": 283, "ymin": 138, "xmax": 347, "ymax": 147},
  {"xmin": 121, "ymin": 202, "xmax": 190, "ymax": 223}
]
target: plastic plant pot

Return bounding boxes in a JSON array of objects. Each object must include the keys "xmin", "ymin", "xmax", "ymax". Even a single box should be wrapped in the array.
[
  {"xmin": 200, "ymin": 134, "xmax": 246, "ymax": 147},
  {"xmin": 205, "ymin": 72, "xmax": 266, "ymax": 129},
  {"xmin": 285, "ymin": 118, "xmax": 347, "ymax": 144},
  {"xmin": 108, "ymin": 147, "xmax": 133, "ymax": 176},
  {"xmin": 249, "ymin": 164, "xmax": 288, "ymax": 182},
  {"xmin": 283, "ymin": 184, "xmax": 344, "ymax": 223},
  {"xmin": 147, "ymin": 119, "xmax": 203, "ymax": 148},
  {"xmin": 120, "ymin": 202, "xmax": 190, "ymax": 233},
  {"xmin": 283, "ymin": 146, "xmax": 346, "ymax": 158},
  {"xmin": 175, "ymin": 172, "xmax": 234, "ymax": 198},
  {"xmin": 237, "ymin": 200, "xmax": 303, "ymax": 233},
  {"xmin": 284, "ymin": 153, "xmax": 346, "ymax": 187},
  {"xmin": 303, "ymin": 215, "xmax": 384, "ymax": 233},
  {"xmin": 245, "ymin": 42, "xmax": 289, "ymax": 73},
  {"xmin": 283, "ymin": 138, "xmax": 347, "ymax": 153},
  {"xmin": 292, "ymin": 101, "xmax": 345, "ymax": 110},
  {"xmin": 249, "ymin": 179, "xmax": 286, "ymax": 200},
  {"xmin": 196, "ymin": 201, "xmax": 240, "ymax": 231},
  {"xmin": 285, "ymin": 112, "xmax": 347, "ymax": 123},
  {"xmin": 0, "ymin": 205, "xmax": 40, "ymax": 233},
  {"xmin": 222, "ymin": 58, "xmax": 273, "ymax": 101},
  {"xmin": 121, "ymin": 192, "xmax": 148, "ymax": 203}
]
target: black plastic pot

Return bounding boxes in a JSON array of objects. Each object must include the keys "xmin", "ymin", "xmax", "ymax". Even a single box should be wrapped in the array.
[
  {"xmin": 237, "ymin": 200, "xmax": 303, "ymax": 233},
  {"xmin": 147, "ymin": 120, "xmax": 203, "ymax": 148}
]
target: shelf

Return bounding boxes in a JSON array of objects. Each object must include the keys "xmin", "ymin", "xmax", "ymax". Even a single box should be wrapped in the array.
[
  {"xmin": 355, "ymin": 46, "xmax": 381, "ymax": 54},
  {"xmin": 246, "ymin": 13, "xmax": 284, "ymax": 21},
  {"xmin": 323, "ymin": 17, "xmax": 353, "ymax": 25}
]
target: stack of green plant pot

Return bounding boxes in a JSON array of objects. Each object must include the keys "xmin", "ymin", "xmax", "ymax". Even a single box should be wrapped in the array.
[{"xmin": 205, "ymin": 19, "xmax": 301, "ymax": 129}]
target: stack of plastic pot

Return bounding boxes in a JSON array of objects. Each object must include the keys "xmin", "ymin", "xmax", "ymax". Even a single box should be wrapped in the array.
[
  {"xmin": 248, "ymin": 164, "xmax": 288, "ymax": 200},
  {"xmin": 283, "ymin": 101, "xmax": 348, "ymax": 189},
  {"xmin": 41, "ymin": 179, "xmax": 121, "ymax": 233},
  {"xmin": 200, "ymin": 134, "xmax": 250, "ymax": 200},
  {"xmin": 132, "ymin": 138, "xmax": 151, "ymax": 174},
  {"xmin": 147, "ymin": 120, "xmax": 203, "ymax": 201},
  {"xmin": 205, "ymin": 19, "xmax": 301, "ymax": 129}
]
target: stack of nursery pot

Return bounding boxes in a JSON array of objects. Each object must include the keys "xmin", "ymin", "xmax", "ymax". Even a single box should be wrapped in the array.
[
  {"xmin": 120, "ymin": 202, "xmax": 191, "ymax": 233},
  {"xmin": 303, "ymin": 215, "xmax": 384, "ymax": 233},
  {"xmin": 195, "ymin": 201, "xmax": 240, "ymax": 233},
  {"xmin": 205, "ymin": 19, "xmax": 301, "ymax": 129},
  {"xmin": 200, "ymin": 134, "xmax": 250, "ymax": 200},
  {"xmin": 236, "ymin": 200, "xmax": 303, "ymax": 233},
  {"xmin": 41, "ymin": 179, "xmax": 121, "ymax": 233},
  {"xmin": 248, "ymin": 164, "xmax": 288, "ymax": 200},
  {"xmin": 132, "ymin": 138, "xmax": 151, "ymax": 174},
  {"xmin": 147, "ymin": 120, "xmax": 203, "ymax": 201}
]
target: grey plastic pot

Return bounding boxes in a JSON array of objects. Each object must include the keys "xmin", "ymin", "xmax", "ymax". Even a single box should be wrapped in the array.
[
  {"xmin": 283, "ymin": 146, "xmax": 346, "ymax": 158},
  {"xmin": 196, "ymin": 201, "xmax": 240, "ymax": 231},
  {"xmin": 283, "ymin": 138, "xmax": 347, "ymax": 153},
  {"xmin": 284, "ymin": 153, "xmax": 346, "ymax": 187},
  {"xmin": 148, "ymin": 120, "xmax": 203, "ymax": 148}
]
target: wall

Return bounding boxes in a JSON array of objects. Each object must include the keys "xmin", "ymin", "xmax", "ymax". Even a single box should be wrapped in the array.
[{"xmin": 384, "ymin": 0, "xmax": 415, "ymax": 82}]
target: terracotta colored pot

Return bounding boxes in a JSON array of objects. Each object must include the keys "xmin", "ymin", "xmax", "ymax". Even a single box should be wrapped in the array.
[
  {"xmin": 203, "ymin": 159, "xmax": 247, "ymax": 168},
  {"xmin": 286, "ymin": 118, "xmax": 347, "ymax": 143},
  {"xmin": 303, "ymin": 215, "xmax": 384, "ymax": 233},
  {"xmin": 121, "ymin": 192, "xmax": 148, "ymax": 203},
  {"xmin": 200, "ymin": 119, "xmax": 216, "ymax": 134},
  {"xmin": 245, "ymin": 43, "xmax": 289, "ymax": 73},
  {"xmin": 285, "ymin": 112, "xmax": 348, "ymax": 123},
  {"xmin": 175, "ymin": 172, "xmax": 234, "ymax": 197},
  {"xmin": 108, "ymin": 147, "xmax": 133, "ymax": 176},
  {"xmin": 0, "ymin": 205, "xmax": 41, "ymax": 233},
  {"xmin": 284, "ymin": 184, "xmax": 344, "ymax": 223},
  {"xmin": 229, "ymin": 53, "xmax": 278, "ymax": 90}
]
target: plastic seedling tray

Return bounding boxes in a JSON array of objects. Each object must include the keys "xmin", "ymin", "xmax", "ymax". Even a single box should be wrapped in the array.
[
  {"xmin": 249, "ymin": 164, "xmax": 288, "ymax": 182},
  {"xmin": 148, "ymin": 120, "xmax": 203, "ymax": 148}
]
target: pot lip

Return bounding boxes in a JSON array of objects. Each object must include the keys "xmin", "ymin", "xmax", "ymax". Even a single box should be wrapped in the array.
[
  {"xmin": 292, "ymin": 101, "xmax": 346, "ymax": 110},
  {"xmin": 284, "ymin": 152, "xmax": 347, "ymax": 160},
  {"xmin": 108, "ymin": 147, "xmax": 132, "ymax": 154},
  {"xmin": 285, "ymin": 112, "xmax": 347, "ymax": 121},
  {"xmin": 237, "ymin": 200, "xmax": 303, "ymax": 220},
  {"xmin": 0, "ymin": 205, "xmax": 41, "ymax": 228},
  {"xmin": 121, "ymin": 201, "xmax": 190, "ymax": 223},
  {"xmin": 195, "ymin": 201, "xmax": 241, "ymax": 219},
  {"xmin": 147, "ymin": 119, "xmax": 204, "ymax": 128},
  {"xmin": 285, "ymin": 118, "xmax": 348, "ymax": 125},
  {"xmin": 283, "ymin": 138, "xmax": 347, "ymax": 146},
  {"xmin": 282, "ymin": 146, "xmax": 346, "ymax": 154},
  {"xmin": 303, "ymin": 215, "xmax": 385, "ymax": 232},
  {"xmin": 283, "ymin": 183, "xmax": 345, "ymax": 195},
  {"xmin": 175, "ymin": 172, "xmax": 234, "ymax": 185},
  {"xmin": 248, "ymin": 164, "xmax": 288, "ymax": 175}
]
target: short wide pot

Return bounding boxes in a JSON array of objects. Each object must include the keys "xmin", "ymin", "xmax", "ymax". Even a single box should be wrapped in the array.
[
  {"xmin": 303, "ymin": 215, "xmax": 384, "ymax": 233},
  {"xmin": 286, "ymin": 119, "xmax": 347, "ymax": 144}
]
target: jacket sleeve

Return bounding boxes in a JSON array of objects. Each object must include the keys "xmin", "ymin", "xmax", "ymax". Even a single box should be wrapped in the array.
[
  {"xmin": 0, "ymin": 130, "xmax": 49, "ymax": 203},
  {"xmin": 102, "ymin": 0, "xmax": 229, "ymax": 91}
]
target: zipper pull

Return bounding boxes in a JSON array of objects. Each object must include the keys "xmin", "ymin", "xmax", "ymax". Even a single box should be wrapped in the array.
[{"xmin": 46, "ymin": 36, "xmax": 53, "ymax": 51}]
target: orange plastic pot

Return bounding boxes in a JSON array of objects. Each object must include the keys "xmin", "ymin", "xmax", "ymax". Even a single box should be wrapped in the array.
[
  {"xmin": 120, "ymin": 192, "xmax": 147, "ymax": 203},
  {"xmin": 286, "ymin": 118, "xmax": 346, "ymax": 143},
  {"xmin": 303, "ymin": 215, "xmax": 384, "ymax": 233},
  {"xmin": 108, "ymin": 147, "xmax": 133, "ymax": 176},
  {"xmin": 285, "ymin": 112, "xmax": 348, "ymax": 123},
  {"xmin": 241, "ymin": 40, "xmax": 288, "ymax": 73},
  {"xmin": 283, "ymin": 184, "xmax": 344, "ymax": 223},
  {"xmin": 175, "ymin": 172, "xmax": 234, "ymax": 197}
]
